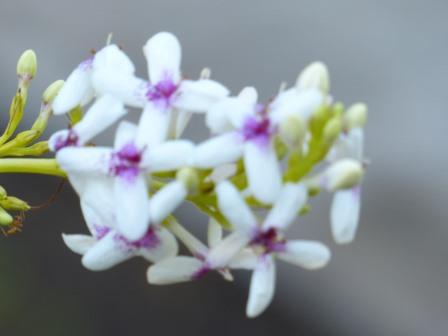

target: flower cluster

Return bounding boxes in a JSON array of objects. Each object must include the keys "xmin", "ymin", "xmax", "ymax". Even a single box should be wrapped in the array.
[{"xmin": 49, "ymin": 32, "xmax": 367, "ymax": 317}]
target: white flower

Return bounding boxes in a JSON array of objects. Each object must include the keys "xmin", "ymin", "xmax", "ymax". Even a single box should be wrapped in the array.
[
  {"xmin": 195, "ymin": 86, "xmax": 323, "ymax": 204},
  {"xmin": 327, "ymin": 127, "xmax": 364, "ymax": 244},
  {"xmin": 91, "ymin": 32, "xmax": 229, "ymax": 146},
  {"xmin": 62, "ymin": 177, "xmax": 177, "ymax": 271},
  {"xmin": 56, "ymin": 120, "xmax": 194, "ymax": 241},
  {"xmin": 148, "ymin": 181, "xmax": 330, "ymax": 317}
]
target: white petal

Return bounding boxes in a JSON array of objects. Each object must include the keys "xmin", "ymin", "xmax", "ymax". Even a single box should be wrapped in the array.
[
  {"xmin": 246, "ymin": 255, "xmax": 276, "ymax": 318},
  {"xmin": 144, "ymin": 32, "xmax": 181, "ymax": 84},
  {"xmin": 174, "ymin": 79, "xmax": 229, "ymax": 113},
  {"xmin": 238, "ymin": 87, "xmax": 258, "ymax": 105},
  {"xmin": 167, "ymin": 219, "xmax": 208, "ymax": 256},
  {"xmin": 229, "ymin": 249, "xmax": 258, "ymax": 270},
  {"xmin": 82, "ymin": 231, "xmax": 133, "ymax": 271},
  {"xmin": 207, "ymin": 218, "xmax": 223, "ymax": 248},
  {"xmin": 56, "ymin": 147, "xmax": 111, "ymax": 174},
  {"xmin": 80, "ymin": 187, "xmax": 116, "ymax": 234},
  {"xmin": 331, "ymin": 187, "xmax": 361, "ymax": 244},
  {"xmin": 206, "ymin": 101, "xmax": 235, "ymax": 134},
  {"xmin": 92, "ymin": 69, "xmax": 146, "ymax": 108},
  {"xmin": 263, "ymin": 183, "xmax": 308, "ymax": 230},
  {"xmin": 216, "ymin": 181, "xmax": 257, "ymax": 231},
  {"xmin": 193, "ymin": 133, "xmax": 244, "ymax": 168},
  {"xmin": 244, "ymin": 141, "xmax": 282, "ymax": 204},
  {"xmin": 52, "ymin": 61, "xmax": 93, "ymax": 114},
  {"xmin": 135, "ymin": 102, "xmax": 171, "ymax": 148},
  {"xmin": 62, "ymin": 233, "xmax": 96, "ymax": 255},
  {"xmin": 114, "ymin": 121, "xmax": 138, "ymax": 149},
  {"xmin": 212, "ymin": 97, "xmax": 254, "ymax": 129},
  {"xmin": 114, "ymin": 174, "xmax": 151, "ymax": 241},
  {"xmin": 277, "ymin": 240, "xmax": 331, "ymax": 269},
  {"xmin": 74, "ymin": 95, "xmax": 127, "ymax": 145},
  {"xmin": 147, "ymin": 256, "xmax": 203, "ymax": 285},
  {"xmin": 172, "ymin": 109, "xmax": 193, "ymax": 138},
  {"xmin": 138, "ymin": 228, "xmax": 179, "ymax": 262},
  {"xmin": 207, "ymin": 231, "xmax": 251, "ymax": 268},
  {"xmin": 142, "ymin": 140, "xmax": 194, "ymax": 172},
  {"xmin": 92, "ymin": 44, "xmax": 135, "ymax": 74},
  {"xmin": 48, "ymin": 129, "xmax": 76, "ymax": 151},
  {"xmin": 149, "ymin": 181, "xmax": 187, "ymax": 224}
]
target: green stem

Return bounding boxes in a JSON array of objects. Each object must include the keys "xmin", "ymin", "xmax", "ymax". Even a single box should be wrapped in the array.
[{"xmin": 0, "ymin": 158, "xmax": 66, "ymax": 177}]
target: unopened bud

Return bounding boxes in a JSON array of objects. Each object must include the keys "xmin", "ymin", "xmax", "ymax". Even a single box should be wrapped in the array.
[
  {"xmin": 0, "ymin": 196, "xmax": 30, "ymax": 211},
  {"xmin": 345, "ymin": 103, "xmax": 367, "ymax": 129},
  {"xmin": 323, "ymin": 117, "xmax": 342, "ymax": 143},
  {"xmin": 17, "ymin": 50, "xmax": 37, "ymax": 79},
  {"xmin": 279, "ymin": 115, "xmax": 306, "ymax": 146},
  {"xmin": 200, "ymin": 67, "xmax": 211, "ymax": 79},
  {"xmin": 0, "ymin": 207, "xmax": 13, "ymax": 226},
  {"xmin": 176, "ymin": 168, "xmax": 199, "ymax": 193},
  {"xmin": 43, "ymin": 80, "xmax": 64, "ymax": 104},
  {"xmin": 297, "ymin": 62, "xmax": 330, "ymax": 93},
  {"xmin": 323, "ymin": 159, "xmax": 363, "ymax": 191},
  {"xmin": 0, "ymin": 186, "xmax": 7, "ymax": 199}
]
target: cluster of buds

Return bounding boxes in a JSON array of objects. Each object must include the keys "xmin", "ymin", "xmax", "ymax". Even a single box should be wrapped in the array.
[{"xmin": 1, "ymin": 32, "xmax": 367, "ymax": 317}]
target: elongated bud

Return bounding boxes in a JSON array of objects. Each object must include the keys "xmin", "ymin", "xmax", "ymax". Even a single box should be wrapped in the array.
[
  {"xmin": 323, "ymin": 117, "xmax": 342, "ymax": 143},
  {"xmin": 323, "ymin": 159, "xmax": 363, "ymax": 191},
  {"xmin": 279, "ymin": 115, "xmax": 306, "ymax": 146},
  {"xmin": 176, "ymin": 168, "xmax": 199, "ymax": 193},
  {"xmin": 0, "ymin": 186, "xmax": 7, "ymax": 199},
  {"xmin": 0, "ymin": 207, "xmax": 13, "ymax": 226},
  {"xmin": 43, "ymin": 80, "xmax": 64, "ymax": 104},
  {"xmin": 0, "ymin": 196, "xmax": 30, "ymax": 211},
  {"xmin": 17, "ymin": 50, "xmax": 37, "ymax": 80},
  {"xmin": 297, "ymin": 62, "xmax": 330, "ymax": 93},
  {"xmin": 345, "ymin": 103, "xmax": 367, "ymax": 129}
]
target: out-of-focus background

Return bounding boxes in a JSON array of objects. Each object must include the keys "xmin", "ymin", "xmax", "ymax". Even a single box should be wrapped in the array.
[{"xmin": 0, "ymin": 0, "xmax": 447, "ymax": 335}]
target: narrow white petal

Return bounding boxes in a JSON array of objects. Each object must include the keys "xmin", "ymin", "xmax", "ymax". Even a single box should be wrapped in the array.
[
  {"xmin": 244, "ymin": 141, "xmax": 282, "ymax": 204},
  {"xmin": 206, "ymin": 101, "xmax": 235, "ymax": 134},
  {"xmin": 348, "ymin": 128, "xmax": 364, "ymax": 161},
  {"xmin": 207, "ymin": 218, "xmax": 223, "ymax": 248},
  {"xmin": 142, "ymin": 140, "xmax": 194, "ymax": 172},
  {"xmin": 246, "ymin": 256, "xmax": 276, "ymax": 318},
  {"xmin": 138, "ymin": 228, "xmax": 179, "ymax": 262},
  {"xmin": 175, "ymin": 79, "xmax": 229, "ymax": 113},
  {"xmin": 92, "ymin": 69, "xmax": 146, "ymax": 108},
  {"xmin": 238, "ymin": 87, "xmax": 258, "ymax": 105},
  {"xmin": 172, "ymin": 109, "xmax": 193, "ymax": 138},
  {"xmin": 135, "ymin": 103, "xmax": 171, "ymax": 148},
  {"xmin": 263, "ymin": 183, "xmax": 308, "ymax": 230},
  {"xmin": 52, "ymin": 62, "xmax": 93, "ymax": 114},
  {"xmin": 149, "ymin": 181, "xmax": 187, "ymax": 224},
  {"xmin": 114, "ymin": 121, "xmax": 138, "ymax": 149},
  {"xmin": 144, "ymin": 32, "xmax": 181, "ymax": 84},
  {"xmin": 62, "ymin": 234, "xmax": 96, "ymax": 255},
  {"xmin": 229, "ymin": 249, "xmax": 258, "ymax": 270},
  {"xmin": 193, "ymin": 133, "xmax": 244, "ymax": 168},
  {"xmin": 207, "ymin": 231, "xmax": 251, "ymax": 268},
  {"xmin": 167, "ymin": 219, "xmax": 208, "ymax": 256},
  {"xmin": 56, "ymin": 147, "xmax": 111, "ymax": 174},
  {"xmin": 82, "ymin": 231, "xmax": 133, "ymax": 271},
  {"xmin": 277, "ymin": 240, "xmax": 331, "ymax": 269},
  {"xmin": 92, "ymin": 44, "xmax": 135, "ymax": 74},
  {"xmin": 211, "ymin": 97, "xmax": 254, "ymax": 129},
  {"xmin": 216, "ymin": 181, "xmax": 257, "ymax": 231},
  {"xmin": 331, "ymin": 187, "xmax": 361, "ymax": 244},
  {"xmin": 74, "ymin": 95, "xmax": 127, "ymax": 145},
  {"xmin": 147, "ymin": 256, "xmax": 203, "ymax": 285},
  {"xmin": 114, "ymin": 174, "xmax": 151, "ymax": 241}
]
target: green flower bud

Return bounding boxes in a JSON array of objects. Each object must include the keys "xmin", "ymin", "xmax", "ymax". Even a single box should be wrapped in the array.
[
  {"xmin": 176, "ymin": 167, "xmax": 199, "ymax": 193},
  {"xmin": 43, "ymin": 80, "xmax": 64, "ymax": 104},
  {"xmin": 297, "ymin": 62, "xmax": 330, "ymax": 93},
  {"xmin": 345, "ymin": 103, "xmax": 367, "ymax": 129},
  {"xmin": 279, "ymin": 115, "xmax": 306, "ymax": 146},
  {"xmin": 0, "ymin": 196, "xmax": 30, "ymax": 211},
  {"xmin": 0, "ymin": 186, "xmax": 7, "ymax": 199},
  {"xmin": 324, "ymin": 159, "xmax": 363, "ymax": 191},
  {"xmin": 323, "ymin": 117, "xmax": 342, "ymax": 143},
  {"xmin": 17, "ymin": 49, "xmax": 37, "ymax": 79},
  {"xmin": 0, "ymin": 207, "xmax": 13, "ymax": 226}
]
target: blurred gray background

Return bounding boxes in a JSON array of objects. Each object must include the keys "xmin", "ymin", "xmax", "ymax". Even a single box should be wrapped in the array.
[{"xmin": 0, "ymin": 0, "xmax": 447, "ymax": 335}]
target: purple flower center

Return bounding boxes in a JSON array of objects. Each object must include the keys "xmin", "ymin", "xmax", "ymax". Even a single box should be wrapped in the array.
[
  {"xmin": 145, "ymin": 77, "xmax": 178, "ymax": 109},
  {"xmin": 110, "ymin": 143, "xmax": 142, "ymax": 181},
  {"xmin": 53, "ymin": 130, "xmax": 79, "ymax": 151},
  {"xmin": 251, "ymin": 227, "xmax": 286, "ymax": 253},
  {"xmin": 241, "ymin": 116, "xmax": 273, "ymax": 146},
  {"xmin": 113, "ymin": 227, "xmax": 160, "ymax": 251}
]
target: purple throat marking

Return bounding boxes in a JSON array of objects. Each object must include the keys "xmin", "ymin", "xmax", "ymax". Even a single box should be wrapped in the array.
[
  {"xmin": 192, "ymin": 263, "xmax": 210, "ymax": 280},
  {"xmin": 251, "ymin": 227, "xmax": 286, "ymax": 253},
  {"xmin": 110, "ymin": 143, "xmax": 142, "ymax": 180},
  {"xmin": 93, "ymin": 225, "xmax": 111, "ymax": 240},
  {"xmin": 114, "ymin": 227, "xmax": 160, "ymax": 250},
  {"xmin": 242, "ymin": 115, "xmax": 273, "ymax": 145},
  {"xmin": 54, "ymin": 130, "xmax": 79, "ymax": 151},
  {"xmin": 145, "ymin": 77, "xmax": 178, "ymax": 109}
]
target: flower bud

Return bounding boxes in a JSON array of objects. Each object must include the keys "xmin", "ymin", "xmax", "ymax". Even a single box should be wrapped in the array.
[
  {"xmin": 0, "ymin": 196, "xmax": 30, "ymax": 211},
  {"xmin": 323, "ymin": 117, "xmax": 342, "ymax": 143},
  {"xmin": 176, "ymin": 168, "xmax": 199, "ymax": 193},
  {"xmin": 345, "ymin": 103, "xmax": 367, "ymax": 129},
  {"xmin": 279, "ymin": 115, "xmax": 306, "ymax": 146},
  {"xmin": 0, "ymin": 207, "xmax": 13, "ymax": 226},
  {"xmin": 17, "ymin": 49, "xmax": 37, "ymax": 79},
  {"xmin": 297, "ymin": 62, "xmax": 330, "ymax": 93},
  {"xmin": 0, "ymin": 186, "xmax": 7, "ymax": 200},
  {"xmin": 43, "ymin": 80, "xmax": 64, "ymax": 104},
  {"xmin": 323, "ymin": 159, "xmax": 363, "ymax": 191}
]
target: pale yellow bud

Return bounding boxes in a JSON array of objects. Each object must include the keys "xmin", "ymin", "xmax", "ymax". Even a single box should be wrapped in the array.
[
  {"xmin": 345, "ymin": 103, "xmax": 368, "ymax": 129},
  {"xmin": 0, "ymin": 207, "xmax": 13, "ymax": 226},
  {"xmin": 176, "ymin": 168, "xmax": 199, "ymax": 193},
  {"xmin": 17, "ymin": 49, "xmax": 37, "ymax": 79},
  {"xmin": 324, "ymin": 159, "xmax": 363, "ymax": 191},
  {"xmin": 297, "ymin": 62, "xmax": 330, "ymax": 93},
  {"xmin": 0, "ymin": 186, "xmax": 6, "ymax": 199},
  {"xmin": 43, "ymin": 80, "xmax": 64, "ymax": 104},
  {"xmin": 279, "ymin": 115, "xmax": 306, "ymax": 146},
  {"xmin": 323, "ymin": 117, "xmax": 342, "ymax": 143}
]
